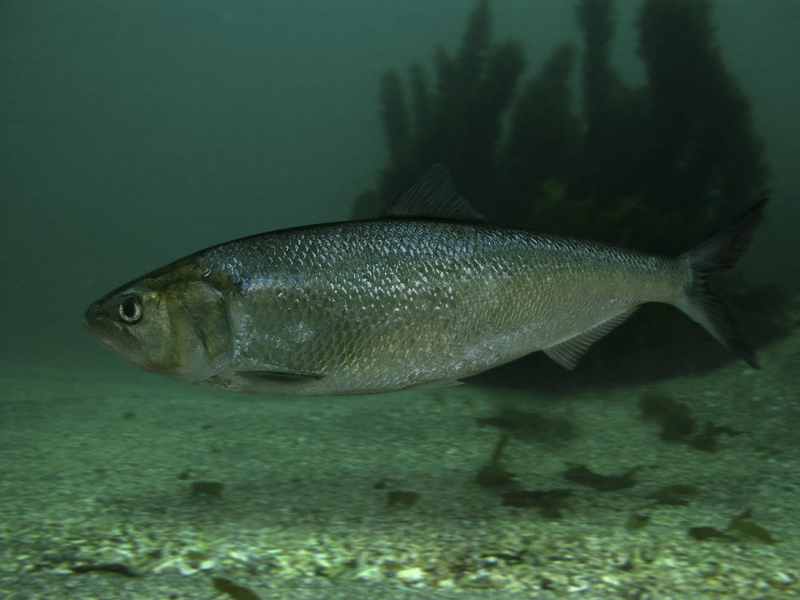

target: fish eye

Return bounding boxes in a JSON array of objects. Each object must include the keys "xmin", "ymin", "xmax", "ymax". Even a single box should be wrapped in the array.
[{"xmin": 118, "ymin": 297, "xmax": 143, "ymax": 324}]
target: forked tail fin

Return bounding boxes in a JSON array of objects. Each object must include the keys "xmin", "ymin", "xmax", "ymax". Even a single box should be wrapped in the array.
[{"xmin": 675, "ymin": 199, "xmax": 768, "ymax": 368}]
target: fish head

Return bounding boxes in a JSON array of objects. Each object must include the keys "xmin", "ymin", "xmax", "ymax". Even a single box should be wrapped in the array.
[{"xmin": 84, "ymin": 266, "xmax": 231, "ymax": 384}]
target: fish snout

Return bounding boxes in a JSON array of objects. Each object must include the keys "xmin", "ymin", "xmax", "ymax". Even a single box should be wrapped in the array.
[{"xmin": 83, "ymin": 300, "xmax": 107, "ymax": 332}]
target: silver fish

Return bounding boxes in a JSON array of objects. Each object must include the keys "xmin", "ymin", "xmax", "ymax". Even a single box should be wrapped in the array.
[{"xmin": 84, "ymin": 166, "xmax": 766, "ymax": 395}]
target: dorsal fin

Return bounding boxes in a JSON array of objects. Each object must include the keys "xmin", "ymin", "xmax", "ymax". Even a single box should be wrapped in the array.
[{"xmin": 384, "ymin": 164, "xmax": 486, "ymax": 222}]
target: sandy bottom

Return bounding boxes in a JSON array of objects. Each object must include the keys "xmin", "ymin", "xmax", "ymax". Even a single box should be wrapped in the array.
[{"xmin": 1, "ymin": 336, "xmax": 799, "ymax": 600}]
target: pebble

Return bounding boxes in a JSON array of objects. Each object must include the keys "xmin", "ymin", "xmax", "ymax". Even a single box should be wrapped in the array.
[{"xmin": 396, "ymin": 566, "xmax": 426, "ymax": 583}]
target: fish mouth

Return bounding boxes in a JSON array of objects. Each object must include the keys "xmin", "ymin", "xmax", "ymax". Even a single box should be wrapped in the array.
[
  {"xmin": 82, "ymin": 317, "xmax": 103, "ymax": 342},
  {"xmin": 83, "ymin": 303, "xmax": 123, "ymax": 354},
  {"xmin": 83, "ymin": 314, "xmax": 114, "ymax": 351},
  {"xmin": 83, "ymin": 303, "xmax": 105, "ymax": 341}
]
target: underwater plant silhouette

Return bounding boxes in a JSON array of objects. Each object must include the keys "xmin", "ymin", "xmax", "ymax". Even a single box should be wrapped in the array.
[
  {"xmin": 356, "ymin": 0, "xmax": 782, "ymax": 386},
  {"xmin": 358, "ymin": 0, "xmax": 768, "ymax": 256}
]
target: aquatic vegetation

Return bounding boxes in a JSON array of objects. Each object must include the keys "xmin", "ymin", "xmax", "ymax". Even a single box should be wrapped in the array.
[
  {"xmin": 366, "ymin": 0, "xmax": 526, "ymax": 217},
  {"xmin": 645, "ymin": 484, "xmax": 700, "ymax": 506},
  {"xmin": 726, "ymin": 509, "xmax": 776, "ymax": 544},
  {"xmin": 387, "ymin": 490, "xmax": 420, "ymax": 507},
  {"xmin": 638, "ymin": 0, "xmax": 768, "ymax": 248},
  {"xmin": 563, "ymin": 463, "xmax": 639, "ymax": 491},
  {"xmin": 358, "ymin": 0, "xmax": 782, "ymax": 384},
  {"xmin": 191, "ymin": 481, "xmax": 223, "ymax": 498},
  {"xmin": 475, "ymin": 432, "xmax": 517, "ymax": 488},
  {"xmin": 70, "ymin": 563, "xmax": 139, "ymax": 577},
  {"xmin": 475, "ymin": 461, "xmax": 517, "ymax": 489},
  {"xmin": 502, "ymin": 45, "xmax": 580, "ymax": 222},
  {"xmin": 688, "ymin": 422, "xmax": 743, "ymax": 453},
  {"xmin": 689, "ymin": 509, "xmax": 775, "ymax": 544},
  {"xmin": 638, "ymin": 393, "xmax": 742, "ymax": 452},
  {"xmin": 625, "ymin": 484, "xmax": 699, "ymax": 531},
  {"xmin": 502, "ymin": 489, "xmax": 573, "ymax": 519},
  {"xmin": 688, "ymin": 526, "xmax": 734, "ymax": 542},
  {"xmin": 364, "ymin": 0, "xmax": 767, "ymax": 254},
  {"xmin": 477, "ymin": 408, "xmax": 576, "ymax": 444},
  {"xmin": 625, "ymin": 513, "xmax": 651, "ymax": 531},
  {"xmin": 638, "ymin": 393, "xmax": 696, "ymax": 441},
  {"xmin": 212, "ymin": 576, "xmax": 260, "ymax": 600}
]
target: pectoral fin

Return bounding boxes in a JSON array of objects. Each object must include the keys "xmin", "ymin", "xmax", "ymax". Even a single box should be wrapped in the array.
[{"xmin": 236, "ymin": 370, "xmax": 325, "ymax": 383}]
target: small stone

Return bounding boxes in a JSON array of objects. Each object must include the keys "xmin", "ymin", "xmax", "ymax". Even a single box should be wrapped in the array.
[
  {"xmin": 397, "ymin": 567, "xmax": 426, "ymax": 583},
  {"xmin": 601, "ymin": 574, "xmax": 621, "ymax": 586},
  {"xmin": 152, "ymin": 557, "xmax": 198, "ymax": 576},
  {"xmin": 567, "ymin": 579, "xmax": 590, "ymax": 593},
  {"xmin": 769, "ymin": 571, "xmax": 797, "ymax": 588},
  {"xmin": 227, "ymin": 550, "xmax": 249, "ymax": 562},
  {"xmin": 355, "ymin": 566, "xmax": 383, "ymax": 581}
]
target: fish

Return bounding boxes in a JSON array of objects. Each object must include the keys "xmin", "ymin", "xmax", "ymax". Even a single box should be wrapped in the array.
[{"xmin": 84, "ymin": 165, "xmax": 766, "ymax": 396}]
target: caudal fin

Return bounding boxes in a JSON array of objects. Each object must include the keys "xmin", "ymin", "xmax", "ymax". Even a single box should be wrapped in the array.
[{"xmin": 675, "ymin": 199, "xmax": 768, "ymax": 368}]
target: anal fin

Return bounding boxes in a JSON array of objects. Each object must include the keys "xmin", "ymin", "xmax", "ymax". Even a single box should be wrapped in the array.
[{"xmin": 544, "ymin": 308, "xmax": 637, "ymax": 370}]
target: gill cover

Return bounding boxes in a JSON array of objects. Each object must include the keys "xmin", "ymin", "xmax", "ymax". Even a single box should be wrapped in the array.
[{"xmin": 165, "ymin": 280, "xmax": 231, "ymax": 382}]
